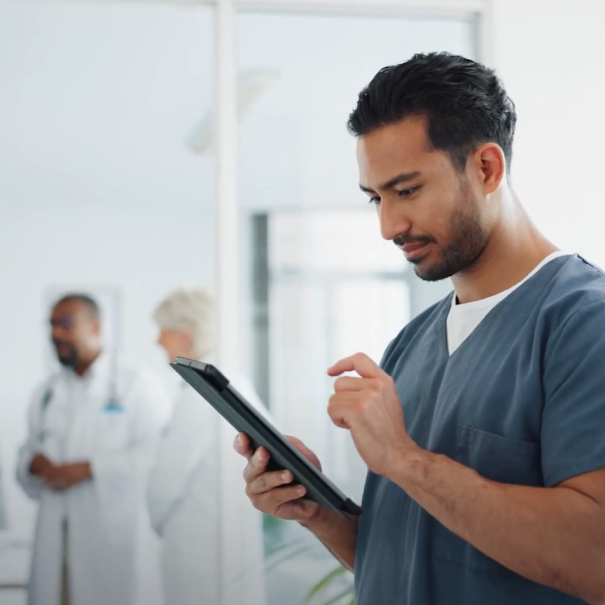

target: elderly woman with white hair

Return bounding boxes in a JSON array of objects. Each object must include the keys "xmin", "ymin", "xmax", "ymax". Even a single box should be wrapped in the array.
[{"xmin": 147, "ymin": 288, "xmax": 267, "ymax": 605}]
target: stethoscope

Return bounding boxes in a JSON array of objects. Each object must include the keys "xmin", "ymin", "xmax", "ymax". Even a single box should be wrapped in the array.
[
  {"xmin": 37, "ymin": 377, "xmax": 59, "ymax": 444},
  {"xmin": 37, "ymin": 353, "xmax": 121, "ymax": 444}
]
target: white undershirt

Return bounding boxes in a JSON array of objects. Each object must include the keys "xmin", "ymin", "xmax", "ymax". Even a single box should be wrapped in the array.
[{"xmin": 446, "ymin": 251, "xmax": 570, "ymax": 356}]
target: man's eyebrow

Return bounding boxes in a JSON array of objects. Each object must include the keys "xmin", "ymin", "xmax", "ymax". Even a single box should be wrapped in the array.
[{"xmin": 359, "ymin": 171, "xmax": 422, "ymax": 193}]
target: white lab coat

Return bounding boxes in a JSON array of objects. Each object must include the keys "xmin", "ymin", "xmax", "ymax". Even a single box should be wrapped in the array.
[
  {"xmin": 147, "ymin": 372, "xmax": 268, "ymax": 605},
  {"xmin": 16, "ymin": 352, "xmax": 172, "ymax": 605}
]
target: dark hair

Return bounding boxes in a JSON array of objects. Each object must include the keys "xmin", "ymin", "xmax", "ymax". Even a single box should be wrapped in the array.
[
  {"xmin": 53, "ymin": 293, "xmax": 101, "ymax": 319},
  {"xmin": 348, "ymin": 52, "xmax": 516, "ymax": 173}
]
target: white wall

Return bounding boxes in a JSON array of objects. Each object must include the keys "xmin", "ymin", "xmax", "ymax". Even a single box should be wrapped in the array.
[{"xmin": 489, "ymin": 0, "xmax": 605, "ymax": 265}]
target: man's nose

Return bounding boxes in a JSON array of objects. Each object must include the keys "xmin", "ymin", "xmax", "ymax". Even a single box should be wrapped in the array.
[{"xmin": 378, "ymin": 199, "xmax": 412, "ymax": 242}]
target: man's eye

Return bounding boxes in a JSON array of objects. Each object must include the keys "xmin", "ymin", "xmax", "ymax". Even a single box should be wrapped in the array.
[
  {"xmin": 398, "ymin": 186, "xmax": 420, "ymax": 197},
  {"xmin": 369, "ymin": 196, "xmax": 381, "ymax": 205}
]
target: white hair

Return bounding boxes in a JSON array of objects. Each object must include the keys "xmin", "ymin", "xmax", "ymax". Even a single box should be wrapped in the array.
[{"xmin": 153, "ymin": 288, "xmax": 214, "ymax": 359}]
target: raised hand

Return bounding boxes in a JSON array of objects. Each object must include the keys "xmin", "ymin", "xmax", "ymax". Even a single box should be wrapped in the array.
[{"xmin": 328, "ymin": 352, "xmax": 416, "ymax": 477}]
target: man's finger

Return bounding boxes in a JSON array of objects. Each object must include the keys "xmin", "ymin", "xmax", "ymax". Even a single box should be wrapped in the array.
[
  {"xmin": 246, "ymin": 468, "xmax": 294, "ymax": 497},
  {"xmin": 285, "ymin": 436, "xmax": 322, "ymax": 471},
  {"xmin": 252, "ymin": 484, "xmax": 308, "ymax": 514},
  {"xmin": 327, "ymin": 396, "xmax": 354, "ymax": 430},
  {"xmin": 328, "ymin": 352, "xmax": 382, "ymax": 379},
  {"xmin": 333, "ymin": 376, "xmax": 378, "ymax": 393},
  {"xmin": 285, "ymin": 435, "xmax": 304, "ymax": 448},
  {"xmin": 242, "ymin": 447, "xmax": 270, "ymax": 482},
  {"xmin": 43, "ymin": 468, "xmax": 62, "ymax": 482},
  {"xmin": 234, "ymin": 432, "xmax": 255, "ymax": 460}
]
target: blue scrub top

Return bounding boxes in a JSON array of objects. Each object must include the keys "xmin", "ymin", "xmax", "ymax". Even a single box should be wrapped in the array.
[{"xmin": 355, "ymin": 255, "xmax": 605, "ymax": 605}]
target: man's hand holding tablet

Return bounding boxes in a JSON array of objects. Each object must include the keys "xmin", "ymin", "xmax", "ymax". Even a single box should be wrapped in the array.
[
  {"xmin": 234, "ymin": 433, "xmax": 321, "ymax": 522},
  {"xmin": 234, "ymin": 432, "xmax": 358, "ymax": 571}
]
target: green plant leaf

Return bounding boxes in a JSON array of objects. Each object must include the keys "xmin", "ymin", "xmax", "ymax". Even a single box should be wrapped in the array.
[
  {"xmin": 302, "ymin": 565, "xmax": 348, "ymax": 604},
  {"xmin": 227, "ymin": 537, "xmax": 312, "ymax": 586},
  {"xmin": 265, "ymin": 537, "xmax": 306, "ymax": 559},
  {"xmin": 317, "ymin": 585, "xmax": 355, "ymax": 605},
  {"xmin": 264, "ymin": 543, "xmax": 314, "ymax": 574},
  {"xmin": 301, "ymin": 565, "xmax": 355, "ymax": 605}
]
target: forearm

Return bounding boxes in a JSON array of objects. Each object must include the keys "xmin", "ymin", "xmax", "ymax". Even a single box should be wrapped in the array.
[
  {"xmin": 389, "ymin": 447, "xmax": 605, "ymax": 603},
  {"xmin": 29, "ymin": 454, "xmax": 52, "ymax": 476},
  {"xmin": 300, "ymin": 507, "xmax": 358, "ymax": 572}
]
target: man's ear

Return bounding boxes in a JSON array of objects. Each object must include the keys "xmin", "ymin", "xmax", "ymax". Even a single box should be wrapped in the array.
[{"xmin": 472, "ymin": 143, "xmax": 506, "ymax": 194}]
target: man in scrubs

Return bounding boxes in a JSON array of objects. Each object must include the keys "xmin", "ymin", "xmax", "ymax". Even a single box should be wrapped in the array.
[{"xmin": 235, "ymin": 53, "xmax": 605, "ymax": 604}]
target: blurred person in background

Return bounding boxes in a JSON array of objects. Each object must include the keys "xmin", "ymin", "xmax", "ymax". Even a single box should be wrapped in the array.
[
  {"xmin": 147, "ymin": 287, "xmax": 267, "ymax": 605},
  {"xmin": 16, "ymin": 294, "xmax": 171, "ymax": 605}
]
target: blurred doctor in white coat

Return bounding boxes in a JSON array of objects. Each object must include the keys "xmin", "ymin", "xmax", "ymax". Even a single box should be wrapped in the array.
[
  {"xmin": 148, "ymin": 288, "xmax": 267, "ymax": 605},
  {"xmin": 16, "ymin": 294, "xmax": 171, "ymax": 605}
]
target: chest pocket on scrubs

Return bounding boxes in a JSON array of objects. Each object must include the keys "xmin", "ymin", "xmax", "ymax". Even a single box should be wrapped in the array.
[
  {"xmin": 434, "ymin": 425, "xmax": 542, "ymax": 576},
  {"xmin": 455, "ymin": 426, "xmax": 542, "ymax": 486}
]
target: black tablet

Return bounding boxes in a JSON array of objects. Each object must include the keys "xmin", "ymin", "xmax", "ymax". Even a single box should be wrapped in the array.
[{"xmin": 171, "ymin": 357, "xmax": 362, "ymax": 517}]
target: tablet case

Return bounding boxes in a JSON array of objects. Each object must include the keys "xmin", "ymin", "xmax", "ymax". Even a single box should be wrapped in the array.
[{"xmin": 171, "ymin": 357, "xmax": 362, "ymax": 517}]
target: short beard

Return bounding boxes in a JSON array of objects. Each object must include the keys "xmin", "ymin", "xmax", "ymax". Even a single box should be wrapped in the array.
[
  {"xmin": 414, "ymin": 181, "xmax": 489, "ymax": 282},
  {"xmin": 54, "ymin": 341, "xmax": 79, "ymax": 369}
]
